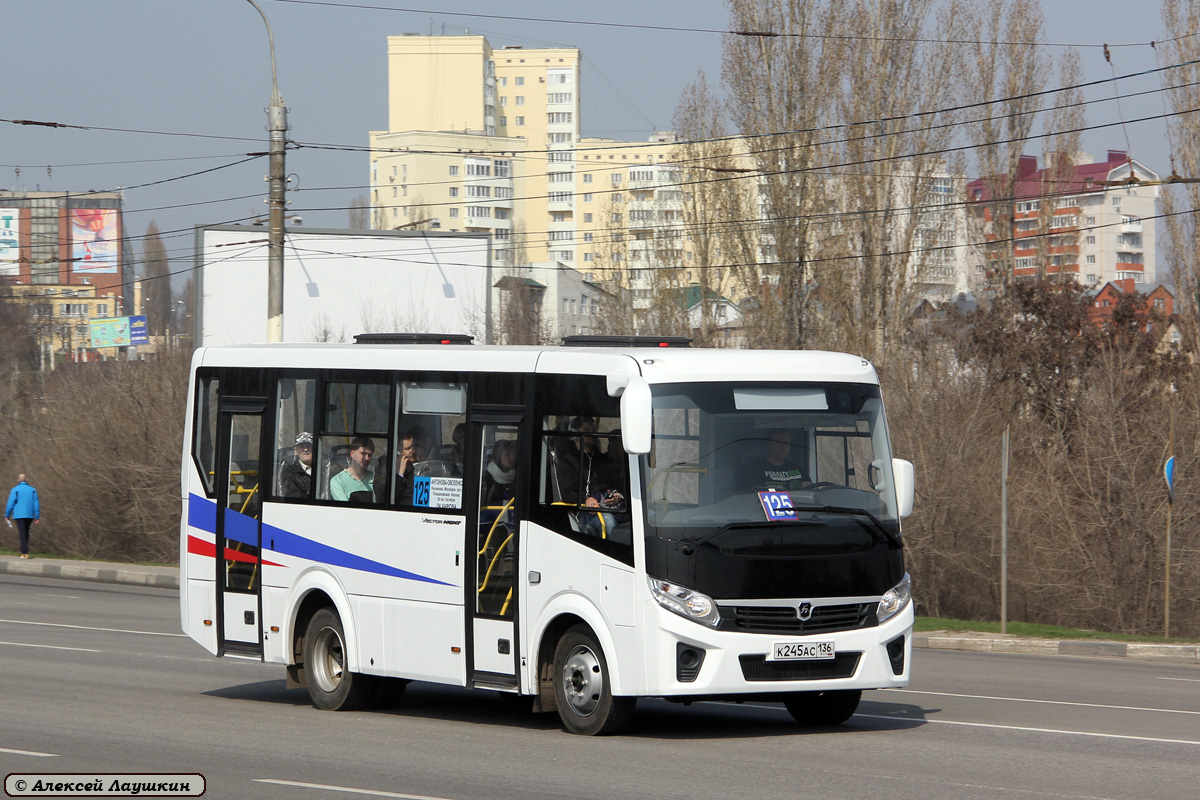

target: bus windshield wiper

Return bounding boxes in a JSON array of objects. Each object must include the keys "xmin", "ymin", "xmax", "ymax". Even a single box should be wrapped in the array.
[
  {"xmin": 809, "ymin": 506, "xmax": 903, "ymax": 549},
  {"xmin": 688, "ymin": 519, "xmax": 821, "ymax": 547}
]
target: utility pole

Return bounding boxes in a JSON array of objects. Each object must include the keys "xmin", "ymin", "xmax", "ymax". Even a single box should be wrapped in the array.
[{"xmin": 246, "ymin": 0, "xmax": 287, "ymax": 343}]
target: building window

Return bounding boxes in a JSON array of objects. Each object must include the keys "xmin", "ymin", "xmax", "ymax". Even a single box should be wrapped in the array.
[
  {"xmin": 583, "ymin": 194, "xmax": 593, "ymax": 203},
  {"xmin": 499, "ymin": 77, "xmax": 507, "ymax": 86},
  {"xmin": 495, "ymin": 187, "xmax": 513, "ymax": 199},
  {"xmin": 1112, "ymin": 196, "xmax": 1122, "ymax": 208},
  {"xmin": 1086, "ymin": 216, "xmax": 1095, "ymax": 225},
  {"xmin": 449, "ymin": 208, "xmax": 459, "ymax": 218},
  {"xmin": 449, "ymin": 187, "xmax": 459, "ymax": 197},
  {"xmin": 499, "ymin": 116, "xmax": 507, "ymax": 126},
  {"xmin": 495, "ymin": 160, "xmax": 511, "ymax": 178},
  {"xmin": 449, "ymin": 166, "xmax": 459, "ymax": 176},
  {"xmin": 548, "ymin": 92, "xmax": 573, "ymax": 104},
  {"xmin": 515, "ymin": 76, "xmax": 525, "ymax": 86},
  {"xmin": 584, "ymin": 253, "xmax": 593, "ymax": 262},
  {"xmin": 583, "ymin": 213, "xmax": 593, "ymax": 222},
  {"xmin": 611, "ymin": 174, "xmax": 622, "ymax": 185},
  {"xmin": 1086, "ymin": 255, "xmax": 1096, "ymax": 264},
  {"xmin": 515, "ymin": 116, "xmax": 525, "ymax": 126},
  {"xmin": 466, "ymin": 160, "xmax": 491, "ymax": 177},
  {"xmin": 466, "ymin": 206, "xmax": 491, "ymax": 218},
  {"xmin": 1085, "ymin": 235, "xmax": 1095, "ymax": 245},
  {"xmin": 584, "ymin": 233, "xmax": 593, "ymax": 242},
  {"xmin": 516, "ymin": 96, "xmax": 525, "ymax": 106},
  {"xmin": 500, "ymin": 97, "xmax": 507, "ymax": 106},
  {"xmin": 548, "ymin": 112, "xmax": 574, "ymax": 124},
  {"xmin": 548, "ymin": 192, "xmax": 572, "ymax": 202}
]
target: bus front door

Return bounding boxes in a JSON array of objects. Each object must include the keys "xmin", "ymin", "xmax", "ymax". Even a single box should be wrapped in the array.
[
  {"xmin": 214, "ymin": 398, "xmax": 267, "ymax": 657},
  {"xmin": 468, "ymin": 417, "xmax": 522, "ymax": 688}
]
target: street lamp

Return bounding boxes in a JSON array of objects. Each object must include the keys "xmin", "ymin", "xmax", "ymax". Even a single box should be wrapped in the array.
[{"xmin": 245, "ymin": 0, "xmax": 288, "ymax": 343}]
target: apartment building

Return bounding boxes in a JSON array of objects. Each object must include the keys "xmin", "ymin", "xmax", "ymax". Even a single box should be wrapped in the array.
[
  {"xmin": 967, "ymin": 150, "xmax": 1158, "ymax": 288},
  {"xmin": 370, "ymin": 35, "xmax": 685, "ymax": 288}
]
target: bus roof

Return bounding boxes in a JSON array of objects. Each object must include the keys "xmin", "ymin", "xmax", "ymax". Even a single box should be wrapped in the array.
[{"xmin": 193, "ymin": 343, "xmax": 879, "ymax": 386}]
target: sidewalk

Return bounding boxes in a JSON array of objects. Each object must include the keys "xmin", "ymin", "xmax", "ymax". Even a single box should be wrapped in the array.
[
  {"xmin": 1, "ymin": 555, "xmax": 1197, "ymax": 663},
  {"xmin": 0, "ymin": 554, "xmax": 178, "ymax": 590},
  {"xmin": 914, "ymin": 629, "xmax": 1200, "ymax": 663}
]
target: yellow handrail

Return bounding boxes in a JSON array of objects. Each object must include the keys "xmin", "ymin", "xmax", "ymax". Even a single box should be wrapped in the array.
[
  {"xmin": 478, "ymin": 531, "xmax": 514, "ymax": 597},
  {"xmin": 477, "ymin": 497, "xmax": 516, "ymax": 557}
]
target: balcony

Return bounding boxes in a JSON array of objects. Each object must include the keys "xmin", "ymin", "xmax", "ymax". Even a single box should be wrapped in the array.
[{"xmin": 1121, "ymin": 218, "xmax": 1143, "ymax": 233}]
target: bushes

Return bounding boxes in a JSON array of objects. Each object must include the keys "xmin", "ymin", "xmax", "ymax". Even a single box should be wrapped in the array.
[{"xmin": 0, "ymin": 354, "xmax": 190, "ymax": 563}]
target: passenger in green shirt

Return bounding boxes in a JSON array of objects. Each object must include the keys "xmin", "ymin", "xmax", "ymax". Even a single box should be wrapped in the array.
[{"xmin": 330, "ymin": 436, "xmax": 376, "ymax": 502}]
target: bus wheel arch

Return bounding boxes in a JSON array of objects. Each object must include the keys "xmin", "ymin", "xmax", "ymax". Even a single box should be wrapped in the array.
[{"xmin": 550, "ymin": 623, "xmax": 636, "ymax": 735}]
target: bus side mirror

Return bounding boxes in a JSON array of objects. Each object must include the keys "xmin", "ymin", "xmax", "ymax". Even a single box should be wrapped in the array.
[
  {"xmin": 892, "ymin": 458, "xmax": 914, "ymax": 518},
  {"xmin": 618, "ymin": 376, "xmax": 652, "ymax": 455}
]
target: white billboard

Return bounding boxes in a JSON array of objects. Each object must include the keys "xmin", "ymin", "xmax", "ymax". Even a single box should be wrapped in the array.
[
  {"xmin": 197, "ymin": 226, "xmax": 492, "ymax": 347},
  {"xmin": 0, "ymin": 208, "xmax": 21, "ymax": 276}
]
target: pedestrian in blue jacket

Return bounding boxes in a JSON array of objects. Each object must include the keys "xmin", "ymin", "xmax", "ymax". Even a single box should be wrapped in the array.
[{"xmin": 5, "ymin": 474, "xmax": 40, "ymax": 559}]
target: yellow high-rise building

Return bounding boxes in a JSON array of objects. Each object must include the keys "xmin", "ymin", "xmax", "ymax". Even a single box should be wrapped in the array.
[{"xmin": 370, "ymin": 34, "xmax": 686, "ymax": 297}]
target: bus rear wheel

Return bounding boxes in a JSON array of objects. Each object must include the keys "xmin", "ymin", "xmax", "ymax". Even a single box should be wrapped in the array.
[
  {"xmin": 783, "ymin": 689, "xmax": 862, "ymax": 726},
  {"xmin": 553, "ymin": 625, "xmax": 635, "ymax": 735},
  {"xmin": 304, "ymin": 608, "xmax": 376, "ymax": 711}
]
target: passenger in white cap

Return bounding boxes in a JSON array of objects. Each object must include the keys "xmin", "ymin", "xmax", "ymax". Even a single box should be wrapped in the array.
[{"xmin": 278, "ymin": 432, "xmax": 314, "ymax": 498}]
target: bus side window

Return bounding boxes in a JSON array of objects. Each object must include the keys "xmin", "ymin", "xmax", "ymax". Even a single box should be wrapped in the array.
[
  {"xmin": 274, "ymin": 376, "xmax": 317, "ymax": 501},
  {"xmin": 534, "ymin": 375, "xmax": 633, "ymax": 564}
]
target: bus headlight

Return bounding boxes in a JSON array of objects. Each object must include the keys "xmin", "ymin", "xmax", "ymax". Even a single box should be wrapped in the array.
[
  {"xmin": 877, "ymin": 573, "xmax": 912, "ymax": 624},
  {"xmin": 648, "ymin": 577, "xmax": 720, "ymax": 628}
]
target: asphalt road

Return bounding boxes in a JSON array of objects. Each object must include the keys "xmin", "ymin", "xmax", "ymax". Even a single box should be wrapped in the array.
[{"xmin": 1, "ymin": 574, "xmax": 1198, "ymax": 800}]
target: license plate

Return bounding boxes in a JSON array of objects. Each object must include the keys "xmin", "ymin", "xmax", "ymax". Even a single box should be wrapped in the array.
[{"xmin": 769, "ymin": 641, "xmax": 835, "ymax": 661}]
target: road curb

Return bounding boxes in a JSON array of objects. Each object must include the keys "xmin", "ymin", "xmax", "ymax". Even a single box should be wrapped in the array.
[
  {"xmin": 914, "ymin": 632, "xmax": 1200, "ymax": 663},
  {"xmin": 0, "ymin": 556, "xmax": 179, "ymax": 589}
]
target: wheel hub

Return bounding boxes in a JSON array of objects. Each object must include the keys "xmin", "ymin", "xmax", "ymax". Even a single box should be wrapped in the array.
[{"xmin": 561, "ymin": 645, "xmax": 603, "ymax": 717}]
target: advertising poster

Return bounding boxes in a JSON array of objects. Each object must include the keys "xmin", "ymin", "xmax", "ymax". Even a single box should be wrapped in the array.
[
  {"xmin": 90, "ymin": 317, "xmax": 132, "ymax": 348},
  {"xmin": 71, "ymin": 208, "xmax": 120, "ymax": 273},
  {"xmin": 88, "ymin": 315, "xmax": 149, "ymax": 348},
  {"xmin": 0, "ymin": 208, "xmax": 20, "ymax": 277},
  {"xmin": 129, "ymin": 315, "xmax": 149, "ymax": 345}
]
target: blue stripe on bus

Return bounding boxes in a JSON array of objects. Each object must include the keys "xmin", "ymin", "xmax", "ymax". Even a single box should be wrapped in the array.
[{"xmin": 187, "ymin": 493, "xmax": 455, "ymax": 587}]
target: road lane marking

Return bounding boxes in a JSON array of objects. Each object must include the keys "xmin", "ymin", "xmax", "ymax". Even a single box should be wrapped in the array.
[
  {"xmin": 36, "ymin": 593, "xmax": 80, "ymax": 599},
  {"xmin": 254, "ymin": 779, "xmax": 454, "ymax": 799},
  {"xmin": 0, "ymin": 747, "xmax": 58, "ymax": 757},
  {"xmin": 0, "ymin": 640, "xmax": 100, "ymax": 653},
  {"xmin": 855, "ymin": 713, "xmax": 1200, "ymax": 745},
  {"xmin": 1156, "ymin": 677, "xmax": 1200, "ymax": 682},
  {"xmin": 884, "ymin": 688, "xmax": 1200, "ymax": 716},
  {"xmin": 0, "ymin": 618, "xmax": 185, "ymax": 637}
]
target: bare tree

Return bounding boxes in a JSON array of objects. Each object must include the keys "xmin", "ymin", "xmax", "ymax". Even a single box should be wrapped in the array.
[
  {"xmin": 141, "ymin": 221, "xmax": 171, "ymax": 337},
  {"xmin": 1159, "ymin": 0, "xmax": 1200, "ymax": 351},
  {"xmin": 963, "ymin": 0, "xmax": 1049, "ymax": 290},
  {"xmin": 348, "ymin": 194, "xmax": 369, "ymax": 229},
  {"xmin": 722, "ymin": 0, "xmax": 847, "ymax": 349}
]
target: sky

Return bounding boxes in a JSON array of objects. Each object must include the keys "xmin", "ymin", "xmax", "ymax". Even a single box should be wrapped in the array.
[{"xmin": 5, "ymin": 1, "xmax": 1181, "ymax": 292}]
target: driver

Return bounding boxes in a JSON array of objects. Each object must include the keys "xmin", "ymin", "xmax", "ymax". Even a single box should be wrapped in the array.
[{"xmin": 754, "ymin": 428, "xmax": 811, "ymax": 490}]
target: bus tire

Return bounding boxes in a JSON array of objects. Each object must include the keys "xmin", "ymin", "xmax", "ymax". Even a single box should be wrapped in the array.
[
  {"xmin": 304, "ymin": 608, "xmax": 376, "ymax": 711},
  {"xmin": 783, "ymin": 689, "xmax": 862, "ymax": 726},
  {"xmin": 553, "ymin": 625, "xmax": 635, "ymax": 735}
]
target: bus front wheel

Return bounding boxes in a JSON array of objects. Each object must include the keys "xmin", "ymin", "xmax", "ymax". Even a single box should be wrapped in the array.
[
  {"xmin": 783, "ymin": 689, "xmax": 862, "ymax": 725},
  {"xmin": 304, "ymin": 608, "xmax": 376, "ymax": 711},
  {"xmin": 552, "ymin": 625, "xmax": 635, "ymax": 735}
]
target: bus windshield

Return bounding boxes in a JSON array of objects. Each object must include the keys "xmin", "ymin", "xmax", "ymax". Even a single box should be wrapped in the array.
[{"xmin": 644, "ymin": 381, "xmax": 900, "ymax": 547}]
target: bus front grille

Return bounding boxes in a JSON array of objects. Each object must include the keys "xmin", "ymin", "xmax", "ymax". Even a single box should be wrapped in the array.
[
  {"xmin": 720, "ymin": 603, "xmax": 877, "ymax": 635},
  {"xmin": 738, "ymin": 653, "xmax": 861, "ymax": 682}
]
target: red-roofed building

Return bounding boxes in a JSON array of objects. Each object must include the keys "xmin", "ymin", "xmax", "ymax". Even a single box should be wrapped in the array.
[
  {"xmin": 967, "ymin": 151, "xmax": 1158, "ymax": 288},
  {"xmin": 1088, "ymin": 278, "xmax": 1180, "ymax": 349}
]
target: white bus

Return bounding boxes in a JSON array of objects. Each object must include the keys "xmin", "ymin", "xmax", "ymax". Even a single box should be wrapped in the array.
[{"xmin": 180, "ymin": 334, "xmax": 915, "ymax": 735}]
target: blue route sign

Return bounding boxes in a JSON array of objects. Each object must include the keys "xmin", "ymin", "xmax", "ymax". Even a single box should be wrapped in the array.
[{"xmin": 1164, "ymin": 455, "xmax": 1176, "ymax": 504}]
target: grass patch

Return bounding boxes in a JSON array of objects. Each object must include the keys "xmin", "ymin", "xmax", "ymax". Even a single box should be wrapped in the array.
[{"xmin": 916, "ymin": 616, "xmax": 1197, "ymax": 644}]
